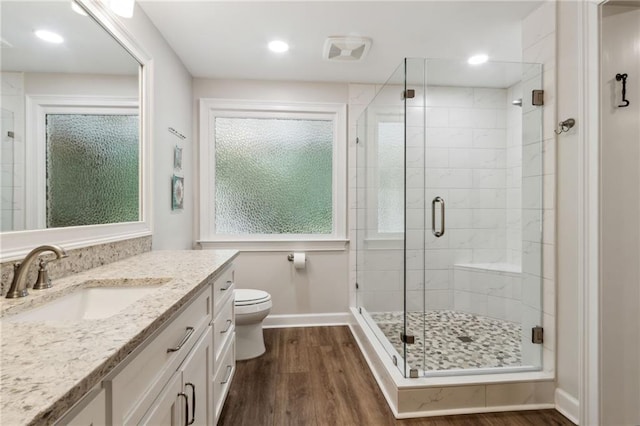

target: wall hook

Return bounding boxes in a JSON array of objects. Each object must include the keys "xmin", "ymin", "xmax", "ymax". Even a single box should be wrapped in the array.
[
  {"xmin": 615, "ymin": 73, "xmax": 630, "ymax": 107},
  {"xmin": 554, "ymin": 118, "xmax": 575, "ymax": 135}
]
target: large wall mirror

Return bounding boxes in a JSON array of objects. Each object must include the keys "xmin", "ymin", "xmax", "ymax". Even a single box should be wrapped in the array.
[{"xmin": 0, "ymin": 0, "xmax": 151, "ymax": 260}]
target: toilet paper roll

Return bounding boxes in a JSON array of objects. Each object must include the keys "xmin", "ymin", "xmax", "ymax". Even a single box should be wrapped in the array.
[{"xmin": 293, "ymin": 252, "xmax": 306, "ymax": 269}]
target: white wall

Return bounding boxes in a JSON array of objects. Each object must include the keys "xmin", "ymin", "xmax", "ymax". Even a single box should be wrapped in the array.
[
  {"xmin": 232, "ymin": 251, "xmax": 349, "ymax": 315},
  {"xmin": 24, "ymin": 72, "xmax": 137, "ymax": 96},
  {"xmin": 193, "ymin": 79, "xmax": 350, "ymax": 317},
  {"xmin": 600, "ymin": 4, "xmax": 640, "ymax": 425},
  {"xmin": 119, "ymin": 4, "xmax": 194, "ymax": 250}
]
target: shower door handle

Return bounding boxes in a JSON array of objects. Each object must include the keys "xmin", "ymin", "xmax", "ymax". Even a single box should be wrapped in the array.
[{"xmin": 432, "ymin": 197, "xmax": 445, "ymax": 237}]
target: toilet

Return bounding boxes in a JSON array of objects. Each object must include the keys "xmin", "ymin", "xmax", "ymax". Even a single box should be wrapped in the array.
[{"xmin": 234, "ymin": 289, "xmax": 272, "ymax": 360}]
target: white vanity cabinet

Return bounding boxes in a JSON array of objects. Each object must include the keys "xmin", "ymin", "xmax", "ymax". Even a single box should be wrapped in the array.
[
  {"xmin": 139, "ymin": 327, "xmax": 213, "ymax": 426},
  {"xmin": 102, "ymin": 261, "xmax": 236, "ymax": 426},
  {"xmin": 210, "ymin": 264, "xmax": 236, "ymax": 424},
  {"xmin": 105, "ymin": 283, "xmax": 212, "ymax": 425}
]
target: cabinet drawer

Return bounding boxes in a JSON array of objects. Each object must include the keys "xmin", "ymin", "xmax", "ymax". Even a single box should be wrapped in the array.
[
  {"xmin": 212, "ymin": 296, "xmax": 234, "ymax": 364},
  {"xmin": 213, "ymin": 335, "xmax": 235, "ymax": 425},
  {"xmin": 106, "ymin": 285, "xmax": 211, "ymax": 425},
  {"xmin": 212, "ymin": 263, "xmax": 234, "ymax": 316}
]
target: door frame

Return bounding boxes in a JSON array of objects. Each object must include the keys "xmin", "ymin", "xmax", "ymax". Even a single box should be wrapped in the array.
[{"xmin": 577, "ymin": 1, "xmax": 604, "ymax": 424}]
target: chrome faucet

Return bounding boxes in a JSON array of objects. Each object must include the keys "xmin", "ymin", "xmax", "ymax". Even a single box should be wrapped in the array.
[{"xmin": 5, "ymin": 245, "xmax": 68, "ymax": 299}]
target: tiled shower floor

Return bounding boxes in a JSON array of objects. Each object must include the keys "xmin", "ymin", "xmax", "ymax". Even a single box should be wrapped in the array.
[{"xmin": 370, "ymin": 310, "xmax": 522, "ymax": 371}]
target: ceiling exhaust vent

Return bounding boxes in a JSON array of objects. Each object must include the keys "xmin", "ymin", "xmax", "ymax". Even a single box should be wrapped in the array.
[{"xmin": 323, "ymin": 36, "xmax": 371, "ymax": 62}]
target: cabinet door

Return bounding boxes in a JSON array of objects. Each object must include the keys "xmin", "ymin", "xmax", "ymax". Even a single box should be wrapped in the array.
[
  {"xmin": 55, "ymin": 389, "xmax": 105, "ymax": 426},
  {"xmin": 139, "ymin": 372, "xmax": 184, "ymax": 426},
  {"xmin": 181, "ymin": 327, "xmax": 213, "ymax": 426}
]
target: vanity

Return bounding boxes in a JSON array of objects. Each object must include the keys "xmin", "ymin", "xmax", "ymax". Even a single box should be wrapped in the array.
[{"xmin": 0, "ymin": 249, "xmax": 238, "ymax": 425}]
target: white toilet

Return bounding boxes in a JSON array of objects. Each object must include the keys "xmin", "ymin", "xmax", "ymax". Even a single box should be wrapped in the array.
[{"xmin": 234, "ymin": 289, "xmax": 272, "ymax": 360}]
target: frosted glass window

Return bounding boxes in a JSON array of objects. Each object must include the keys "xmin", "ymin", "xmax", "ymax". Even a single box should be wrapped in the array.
[
  {"xmin": 46, "ymin": 114, "xmax": 139, "ymax": 227},
  {"xmin": 214, "ymin": 117, "xmax": 333, "ymax": 234},
  {"xmin": 377, "ymin": 122, "xmax": 404, "ymax": 233}
]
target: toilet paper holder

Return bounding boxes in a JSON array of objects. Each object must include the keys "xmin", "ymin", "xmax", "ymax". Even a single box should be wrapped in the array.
[{"xmin": 287, "ymin": 253, "xmax": 305, "ymax": 262}]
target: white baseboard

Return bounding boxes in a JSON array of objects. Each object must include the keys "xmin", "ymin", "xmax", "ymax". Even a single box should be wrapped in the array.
[
  {"xmin": 555, "ymin": 388, "xmax": 580, "ymax": 425},
  {"xmin": 263, "ymin": 312, "xmax": 350, "ymax": 328}
]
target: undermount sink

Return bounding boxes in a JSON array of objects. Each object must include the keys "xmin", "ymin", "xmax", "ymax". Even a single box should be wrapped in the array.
[{"xmin": 7, "ymin": 278, "xmax": 171, "ymax": 323}]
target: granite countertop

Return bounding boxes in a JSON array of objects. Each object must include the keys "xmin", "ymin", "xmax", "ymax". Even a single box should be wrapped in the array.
[{"xmin": 0, "ymin": 249, "xmax": 238, "ymax": 426}]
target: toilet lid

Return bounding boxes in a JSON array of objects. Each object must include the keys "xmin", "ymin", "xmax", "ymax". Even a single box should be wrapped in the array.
[{"xmin": 235, "ymin": 289, "xmax": 271, "ymax": 306}]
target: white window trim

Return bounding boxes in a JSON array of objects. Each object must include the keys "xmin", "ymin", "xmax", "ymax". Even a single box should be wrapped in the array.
[
  {"xmin": 198, "ymin": 99, "xmax": 347, "ymax": 247},
  {"xmin": 27, "ymin": 96, "xmax": 139, "ymax": 230}
]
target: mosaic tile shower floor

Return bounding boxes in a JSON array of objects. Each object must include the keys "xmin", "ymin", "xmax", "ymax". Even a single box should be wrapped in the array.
[{"xmin": 370, "ymin": 310, "xmax": 522, "ymax": 371}]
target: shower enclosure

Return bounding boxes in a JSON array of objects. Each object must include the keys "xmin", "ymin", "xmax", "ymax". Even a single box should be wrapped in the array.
[{"xmin": 355, "ymin": 58, "xmax": 544, "ymax": 378}]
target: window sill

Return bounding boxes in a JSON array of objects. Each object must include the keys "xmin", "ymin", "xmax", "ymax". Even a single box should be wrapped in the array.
[{"xmin": 196, "ymin": 239, "xmax": 349, "ymax": 252}]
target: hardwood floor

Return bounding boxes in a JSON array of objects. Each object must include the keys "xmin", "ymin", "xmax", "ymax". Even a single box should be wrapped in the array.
[{"xmin": 218, "ymin": 326, "xmax": 573, "ymax": 426}]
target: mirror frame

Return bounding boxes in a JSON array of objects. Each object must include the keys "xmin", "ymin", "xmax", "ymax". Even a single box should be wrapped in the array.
[{"xmin": 0, "ymin": 0, "xmax": 153, "ymax": 261}]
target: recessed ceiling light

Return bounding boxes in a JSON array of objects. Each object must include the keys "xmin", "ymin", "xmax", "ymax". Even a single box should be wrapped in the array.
[
  {"xmin": 268, "ymin": 40, "xmax": 289, "ymax": 53},
  {"xmin": 468, "ymin": 54, "xmax": 489, "ymax": 65},
  {"xmin": 71, "ymin": 1, "xmax": 88, "ymax": 16},
  {"xmin": 35, "ymin": 30, "xmax": 64, "ymax": 44}
]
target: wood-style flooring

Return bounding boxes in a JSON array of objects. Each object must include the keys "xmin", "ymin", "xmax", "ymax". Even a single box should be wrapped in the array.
[{"xmin": 218, "ymin": 326, "xmax": 573, "ymax": 426}]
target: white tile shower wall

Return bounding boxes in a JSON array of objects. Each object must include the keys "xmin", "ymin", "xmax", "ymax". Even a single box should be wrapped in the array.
[
  {"xmin": 520, "ymin": 0, "xmax": 556, "ymax": 370},
  {"xmin": 453, "ymin": 265, "xmax": 522, "ymax": 322},
  {"xmin": 1, "ymin": 72, "xmax": 25, "ymax": 232},
  {"xmin": 424, "ymin": 85, "xmax": 509, "ymax": 312}
]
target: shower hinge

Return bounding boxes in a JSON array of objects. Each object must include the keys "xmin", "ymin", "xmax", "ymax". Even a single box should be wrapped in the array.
[
  {"xmin": 400, "ymin": 332, "xmax": 415, "ymax": 344},
  {"xmin": 532, "ymin": 326, "xmax": 544, "ymax": 344},
  {"xmin": 356, "ymin": 137, "xmax": 360, "ymax": 144},
  {"xmin": 355, "ymin": 282, "xmax": 359, "ymax": 290},
  {"xmin": 7, "ymin": 131, "xmax": 14, "ymax": 138},
  {"xmin": 532, "ymin": 90, "xmax": 544, "ymax": 106},
  {"xmin": 358, "ymin": 307, "xmax": 362, "ymax": 314},
  {"xmin": 392, "ymin": 355, "xmax": 397, "ymax": 366},
  {"xmin": 409, "ymin": 369, "xmax": 419, "ymax": 378},
  {"xmin": 402, "ymin": 89, "xmax": 415, "ymax": 99}
]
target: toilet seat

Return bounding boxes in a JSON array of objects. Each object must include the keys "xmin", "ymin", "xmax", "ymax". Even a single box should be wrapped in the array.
[{"xmin": 235, "ymin": 289, "xmax": 271, "ymax": 306}]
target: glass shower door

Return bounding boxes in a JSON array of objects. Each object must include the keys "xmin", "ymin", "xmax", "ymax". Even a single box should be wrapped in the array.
[{"xmin": 420, "ymin": 58, "xmax": 545, "ymax": 375}]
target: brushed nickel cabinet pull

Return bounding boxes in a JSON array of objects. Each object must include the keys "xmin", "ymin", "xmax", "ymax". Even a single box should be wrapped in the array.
[
  {"xmin": 220, "ymin": 365, "xmax": 233, "ymax": 384},
  {"xmin": 167, "ymin": 327, "xmax": 195, "ymax": 353},
  {"xmin": 220, "ymin": 319, "xmax": 232, "ymax": 334},
  {"xmin": 220, "ymin": 280, "xmax": 232, "ymax": 291}
]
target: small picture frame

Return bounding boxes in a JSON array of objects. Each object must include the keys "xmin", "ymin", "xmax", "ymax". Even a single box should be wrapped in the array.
[
  {"xmin": 171, "ymin": 175, "xmax": 184, "ymax": 210},
  {"xmin": 173, "ymin": 145, "xmax": 182, "ymax": 170}
]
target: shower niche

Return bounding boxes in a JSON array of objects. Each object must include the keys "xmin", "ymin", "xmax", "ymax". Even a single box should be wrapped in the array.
[{"xmin": 355, "ymin": 58, "xmax": 544, "ymax": 379}]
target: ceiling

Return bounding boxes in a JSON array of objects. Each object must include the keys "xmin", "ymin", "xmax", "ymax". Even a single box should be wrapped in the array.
[
  {"xmin": 1, "ymin": 1, "xmax": 138, "ymax": 75},
  {"xmin": 139, "ymin": 1, "xmax": 543, "ymax": 85}
]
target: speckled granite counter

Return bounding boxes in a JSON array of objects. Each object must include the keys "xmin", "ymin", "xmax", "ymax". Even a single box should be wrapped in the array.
[{"xmin": 0, "ymin": 249, "xmax": 238, "ymax": 426}]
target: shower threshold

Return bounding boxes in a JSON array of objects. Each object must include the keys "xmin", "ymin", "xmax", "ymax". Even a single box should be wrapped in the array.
[{"xmin": 349, "ymin": 307, "xmax": 555, "ymax": 418}]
